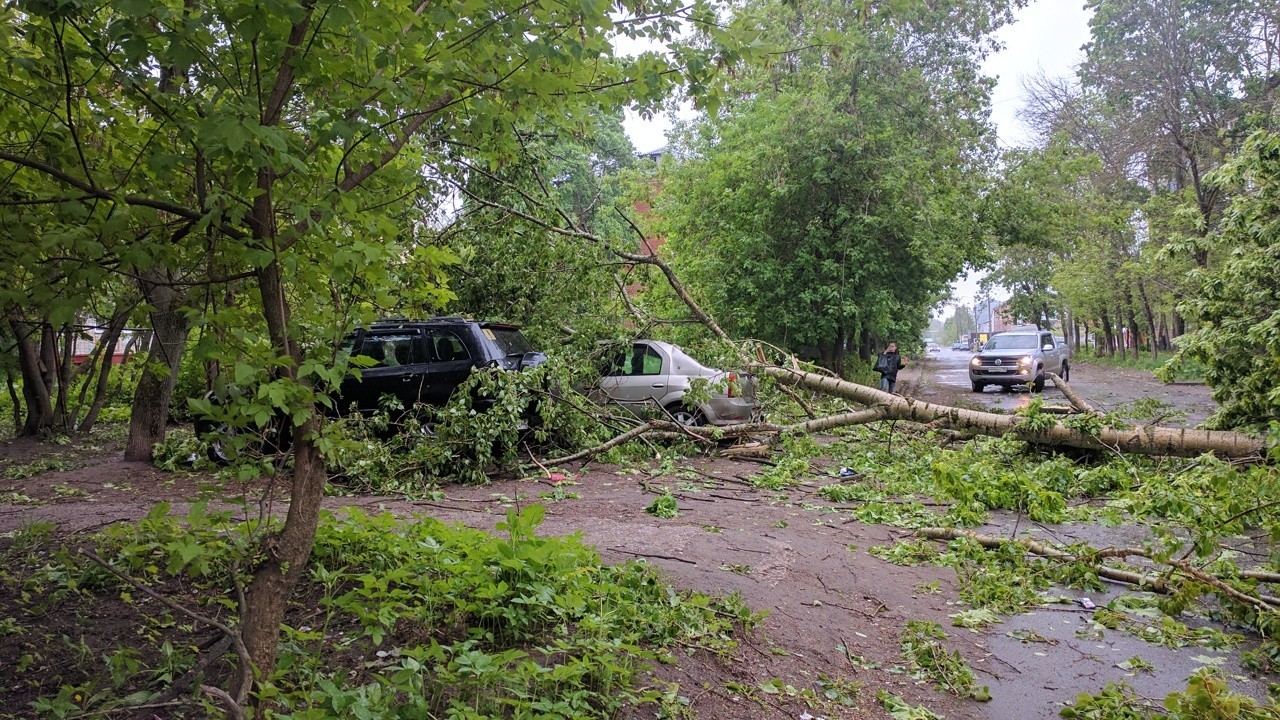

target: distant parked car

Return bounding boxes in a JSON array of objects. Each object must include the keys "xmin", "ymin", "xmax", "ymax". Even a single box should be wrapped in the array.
[
  {"xmin": 951, "ymin": 341, "xmax": 970, "ymax": 351},
  {"xmin": 928, "ymin": 344, "xmax": 942, "ymax": 353},
  {"xmin": 591, "ymin": 340, "xmax": 758, "ymax": 426}
]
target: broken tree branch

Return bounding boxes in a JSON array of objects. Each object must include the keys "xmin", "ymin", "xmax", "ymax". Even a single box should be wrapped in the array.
[
  {"xmin": 1047, "ymin": 372, "xmax": 1098, "ymax": 414},
  {"xmin": 918, "ymin": 527, "xmax": 1280, "ymax": 611}
]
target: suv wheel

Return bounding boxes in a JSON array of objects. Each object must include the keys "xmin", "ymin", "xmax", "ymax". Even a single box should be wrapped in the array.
[
  {"xmin": 1031, "ymin": 373, "xmax": 1045, "ymax": 393},
  {"xmin": 1061, "ymin": 362, "xmax": 1070, "ymax": 382},
  {"xmin": 195, "ymin": 419, "xmax": 235, "ymax": 465},
  {"xmin": 971, "ymin": 381, "xmax": 984, "ymax": 393}
]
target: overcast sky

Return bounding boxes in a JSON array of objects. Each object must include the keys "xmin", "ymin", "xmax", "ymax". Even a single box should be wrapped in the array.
[{"xmin": 620, "ymin": 1, "xmax": 1095, "ymax": 316}]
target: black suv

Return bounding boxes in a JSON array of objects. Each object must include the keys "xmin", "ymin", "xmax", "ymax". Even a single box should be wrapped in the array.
[
  {"xmin": 196, "ymin": 318, "xmax": 546, "ymax": 460},
  {"xmin": 335, "ymin": 318, "xmax": 547, "ymax": 414}
]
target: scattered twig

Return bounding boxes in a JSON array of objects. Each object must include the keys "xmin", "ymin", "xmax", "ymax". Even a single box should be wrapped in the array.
[
  {"xmin": 606, "ymin": 548, "xmax": 697, "ymax": 565},
  {"xmin": 200, "ymin": 684, "xmax": 246, "ymax": 720},
  {"xmin": 80, "ymin": 549, "xmax": 255, "ymax": 707}
]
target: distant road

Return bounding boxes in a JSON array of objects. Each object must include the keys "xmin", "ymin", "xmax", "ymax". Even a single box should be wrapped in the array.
[{"xmin": 904, "ymin": 348, "xmax": 1216, "ymax": 427}]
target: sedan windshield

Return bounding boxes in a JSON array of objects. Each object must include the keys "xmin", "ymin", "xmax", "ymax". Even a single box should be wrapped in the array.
[{"xmin": 984, "ymin": 335, "xmax": 1039, "ymax": 350}]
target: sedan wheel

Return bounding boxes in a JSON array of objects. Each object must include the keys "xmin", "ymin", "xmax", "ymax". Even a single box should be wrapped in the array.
[{"xmin": 667, "ymin": 404, "xmax": 705, "ymax": 427}]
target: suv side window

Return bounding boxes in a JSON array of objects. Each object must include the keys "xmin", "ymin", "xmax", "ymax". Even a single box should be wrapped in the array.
[
  {"xmin": 361, "ymin": 333, "xmax": 423, "ymax": 367},
  {"xmin": 426, "ymin": 330, "xmax": 470, "ymax": 363},
  {"xmin": 1041, "ymin": 333, "xmax": 1053, "ymax": 348}
]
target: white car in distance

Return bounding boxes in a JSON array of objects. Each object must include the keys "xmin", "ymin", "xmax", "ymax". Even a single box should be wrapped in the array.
[{"xmin": 592, "ymin": 340, "xmax": 759, "ymax": 426}]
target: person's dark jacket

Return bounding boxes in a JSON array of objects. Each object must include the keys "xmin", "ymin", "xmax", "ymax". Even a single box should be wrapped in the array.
[{"xmin": 875, "ymin": 351, "xmax": 904, "ymax": 379}]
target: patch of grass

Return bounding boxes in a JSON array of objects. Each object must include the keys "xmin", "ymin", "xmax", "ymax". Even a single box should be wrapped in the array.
[
  {"xmin": 877, "ymin": 690, "xmax": 942, "ymax": 719},
  {"xmin": 3, "ymin": 457, "xmax": 72, "ymax": 480},
  {"xmin": 5, "ymin": 504, "xmax": 766, "ymax": 718},
  {"xmin": 1075, "ymin": 349, "xmax": 1204, "ymax": 382}
]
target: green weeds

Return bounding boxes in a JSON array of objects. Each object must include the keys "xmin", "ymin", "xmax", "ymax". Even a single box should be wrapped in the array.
[
  {"xmin": 645, "ymin": 491, "xmax": 680, "ymax": 519},
  {"xmin": 1061, "ymin": 670, "xmax": 1272, "ymax": 719},
  {"xmin": 5, "ymin": 503, "xmax": 763, "ymax": 718}
]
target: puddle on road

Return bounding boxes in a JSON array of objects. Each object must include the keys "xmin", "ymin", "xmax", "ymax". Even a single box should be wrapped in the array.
[
  {"xmin": 971, "ymin": 512, "xmax": 1270, "ymax": 718},
  {"xmin": 979, "ymin": 599, "xmax": 1256, "ymax": 720}
]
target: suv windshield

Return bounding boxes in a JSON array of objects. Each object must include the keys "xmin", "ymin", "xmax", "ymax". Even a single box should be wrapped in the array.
[
  {"xmin": 488, "ymin": 328, "xmax": 533, "ymax": 356},
  {"xmin": 984, "ymin": 335, "xmax": 1039, "ymax": 350}
]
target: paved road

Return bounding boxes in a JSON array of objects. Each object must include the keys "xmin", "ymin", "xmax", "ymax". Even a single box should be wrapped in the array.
[{"xmin": 905, "ymin": 348, "xmax": 1217, "ymax": 427}]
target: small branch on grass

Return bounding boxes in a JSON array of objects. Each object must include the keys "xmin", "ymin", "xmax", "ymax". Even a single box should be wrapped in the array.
[{"xmin": 80, "ymin": 549, "xmax": 256, "ymax": 707}]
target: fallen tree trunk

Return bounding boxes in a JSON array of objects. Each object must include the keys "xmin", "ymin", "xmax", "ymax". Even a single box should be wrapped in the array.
[
  {"xmin": 918, "ymin": 527, "xmax": 1280, "ymax": 611},
  {"xmin": 759, "ymin": 366, "xmax": 1266, "ymax": 460}
]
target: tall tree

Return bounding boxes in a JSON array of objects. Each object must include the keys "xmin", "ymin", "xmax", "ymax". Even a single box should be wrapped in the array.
[
  {"xmin": 1165, "ymin": 130, "xmax": 1280, "ymax": 429},
  {"xmin": 653, "ymin": 0, "xmax": 1011, "ymax": 372}
]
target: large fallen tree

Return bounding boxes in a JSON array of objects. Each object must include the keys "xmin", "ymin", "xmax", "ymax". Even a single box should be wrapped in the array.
[{"xmin": 756, "ymin": 366, "xmax": 1266, "ymax": 459}]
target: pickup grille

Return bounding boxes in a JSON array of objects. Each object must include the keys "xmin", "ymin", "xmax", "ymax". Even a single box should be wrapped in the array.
[{"xmin": 976, "ymin": 357, "xmax": 1024, "ymax": 367}]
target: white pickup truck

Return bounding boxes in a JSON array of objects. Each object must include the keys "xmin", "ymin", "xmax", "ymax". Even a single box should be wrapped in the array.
[{"xmin": 969, "ymin": 328, "xmax": 1070, "ymax": 393}]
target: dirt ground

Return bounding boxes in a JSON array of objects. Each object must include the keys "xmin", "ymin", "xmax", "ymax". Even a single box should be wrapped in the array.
[{"xmin": 0, "ymin": 361, "xmax": 1264, "ymax": 719}]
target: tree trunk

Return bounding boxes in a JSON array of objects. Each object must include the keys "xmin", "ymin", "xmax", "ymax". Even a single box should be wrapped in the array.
[
  {"xmin": 1100, "ymin": 312, "xmax": 1115, "ymax": 357},
  {"xmin": 55, "ymin": 325, "xmax": 74, "ymax": 423},
  {"xmin": 78, "ymin": 309, "xmax": 130, "ymax": 434},
  {"xmin": 6, "ymin": 367, "xmax": 21, "ymax": 433},
  {"xmin": 858, "ymin": 328, "xmax": 872, "ymax": 363},
  {"xmin": 10, "ymin": 318, "xmax": 55, "ymax": 435},
  {"xmin": 233, "ymin": 256, "xmax": 329, "ymax": 700},
  {"xmin": 1124, "ymin": 303, "xmax": 1141, "ymax": 361},
  {"xmin": 124, "ymin": 279, "xmax": 191, "ymax": 461},
  {"xmin": 760, "ymin": 366, "xmax": 1266, "ymax": 459},
  {"xmin": 1137, "ymin": 280, "xmax": 1158, "ymax": 360}
]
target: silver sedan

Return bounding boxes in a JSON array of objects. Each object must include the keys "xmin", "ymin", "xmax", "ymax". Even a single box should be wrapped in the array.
[{"xmin": 591, "ymin": 340, "xmax": 759, "ymax": 426}]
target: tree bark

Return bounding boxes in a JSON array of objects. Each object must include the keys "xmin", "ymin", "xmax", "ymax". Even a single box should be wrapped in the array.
[
  {"xmin": 760, "ymin": 366, "xmax": 1266, "ymax": 459},
  {"xmin": 1047, "ymin": 372, "xmax": 1097, "ymax": 414},
  {"xmin": 124, "ymin": 278, "xmax": 191, "ymax": 461},
  {"xmin": 1100, "ymin": 311, "xmax": 1115, "ymax": 357},
  {"xmin": 232, "ymin": 257, "xmax": 327, "ymax": 700},
  {"xmin": 10, "ymin": 318, "xmax": 55, "ymax": 435}
]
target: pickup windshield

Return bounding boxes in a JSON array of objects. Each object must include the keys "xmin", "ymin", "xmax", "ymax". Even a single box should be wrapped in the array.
[{"xmin": 984, "ymin": 335, "xmax": 1040, "ymax": 350}]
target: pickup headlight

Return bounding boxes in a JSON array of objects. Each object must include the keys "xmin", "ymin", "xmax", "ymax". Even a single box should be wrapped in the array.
[
  {"xmin": 1018, "ymin": 355, "xmax": 1033, "ymax": 367},
  {"xmin": 970, "ymin": 357, "xmax": 981, "ymax": 367}
]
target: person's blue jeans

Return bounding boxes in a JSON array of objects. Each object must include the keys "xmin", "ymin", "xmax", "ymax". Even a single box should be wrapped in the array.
[{"xmin": 880, "ymin": 376, "xmax": 896, "ymax": 394}]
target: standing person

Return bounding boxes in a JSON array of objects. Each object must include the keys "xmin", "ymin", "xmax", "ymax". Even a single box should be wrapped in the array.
[{"xmin": 874, "ymin": 342, "xmax": 907, "ymax": 394}]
